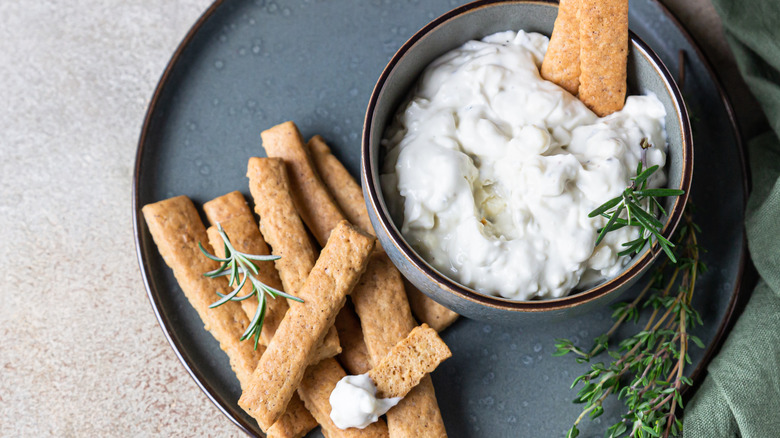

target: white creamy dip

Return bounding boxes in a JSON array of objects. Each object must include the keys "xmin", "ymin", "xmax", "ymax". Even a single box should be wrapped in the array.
[
  {"xmin": 381, "ymin": 30, "xmax": 668, "ymax": 300},
  {"xmin": 329, "ymin": 373, "xmax": 402, "ymax": 429}
]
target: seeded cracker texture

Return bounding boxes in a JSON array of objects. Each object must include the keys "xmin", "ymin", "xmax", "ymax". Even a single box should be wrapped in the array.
[
  {"xmin": 246, "ymin": 158, "xmax": 341, "ymax": 354},
  {"xmin": 237, "ymin": 220, "xmax": 375, "ymax": 430},
  {"xmin": 577, "ymin": 0, "xmax": 628, "ymax": 116},
  {"xmin": 307, "ymin": 135, "xmax": 459, "ymax": 332},
  {"xmin": 369, "ymin": 324, "xmax": 452, "ymax": 399},
  {"xmin": 541, "ymin": 0, "xmax": 582, "ymax": 95},
  {"xmin": 141, "ymin": 196, "xmax": 262, "ymax": 389},
  {"xmin": 299, "ymin": 358, "xmax": 389, "ymax": 437}
]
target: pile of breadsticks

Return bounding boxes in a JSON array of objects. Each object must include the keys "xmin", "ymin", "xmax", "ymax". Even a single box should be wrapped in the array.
[{"xmin": 143, "ymin": 121, "xmax": 459, "ymax": 437}]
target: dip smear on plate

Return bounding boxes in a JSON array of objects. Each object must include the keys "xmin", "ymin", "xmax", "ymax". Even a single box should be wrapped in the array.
[{"xmin": 381, "ymin": 30, "xmax": 668, "ymax": 300}]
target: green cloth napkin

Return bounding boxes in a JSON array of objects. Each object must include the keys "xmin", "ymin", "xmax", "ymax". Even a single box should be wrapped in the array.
[{"xmin": 683, "ymin": 1, "xmax": 780, "ymax": 437}]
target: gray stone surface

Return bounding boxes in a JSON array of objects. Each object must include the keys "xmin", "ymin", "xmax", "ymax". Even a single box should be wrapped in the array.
[{"xmin": 0, "ymin": 0, "xmax": 756, "ymax": 436}]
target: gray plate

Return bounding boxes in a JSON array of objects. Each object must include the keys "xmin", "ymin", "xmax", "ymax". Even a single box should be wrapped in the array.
[{"xmin": 133, "ymin": 0, "xmax": 748, "ymax": 436}]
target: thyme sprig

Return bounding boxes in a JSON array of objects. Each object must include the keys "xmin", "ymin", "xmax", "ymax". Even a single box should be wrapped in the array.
[
  {"xmin": 555, "ymin": 211, "xmax": 705, "ymax": 438},
  {"xmin": 199, "ymin": 224, "xmax": 303, "ymax": 349},
  {"xmin": 589, "ymin": 138, "xmax": 685, "ymax": 263}
]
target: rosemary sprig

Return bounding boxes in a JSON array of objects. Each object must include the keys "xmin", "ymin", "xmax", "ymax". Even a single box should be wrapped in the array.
[
  {"xmin": 199, "ymin": 223, "xmax": 303, "ymax": 349},
  {"xmin": 555, "ymin": 210, "xmax": 705, "ymax": 438},
  {"xmin": 589, "ymin": 138, "xmax": 685, "ymax": 263}
]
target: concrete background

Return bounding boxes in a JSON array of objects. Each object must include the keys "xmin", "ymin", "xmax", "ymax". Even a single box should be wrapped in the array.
[{"xmin": 0, "ymin": 0, "xmax": 762, "ymax": 436}]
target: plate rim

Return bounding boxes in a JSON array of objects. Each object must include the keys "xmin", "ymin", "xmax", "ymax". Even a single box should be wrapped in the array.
[
  {"xmin": 131, "ymin": 0, "xmax": 751, "ymax": 435},
  {"xmin": 131, "ymin": 0, "xmax": 257, "ymax": 435},
  {"xmin": 652, "ymin": 1, "xmax": 753, "ymax": 396}
]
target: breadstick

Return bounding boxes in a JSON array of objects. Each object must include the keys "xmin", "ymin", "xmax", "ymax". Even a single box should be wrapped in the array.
[
  {"xmin": 262, "ymin": 122, "xmax": 346, "ymax": 247},
  {"xmin": 299, "ymin": 358, "xmax": 389, "ymax": 437},
  {"xmin": 202, "ymin": 190, "xmax": 253, "ymax": 223},
  {"xmin": 206, "ymin": 192, "xmax": 344, "ymax": 359},
  {"xmin": 246, "ymin": 157, "xmax": 341, "ymax": 354},
  {"xmin": 403, "ymin": 279, "xmax": 459, "ymax": 333},
  {"xmin": 266, "ymin": 395, "xmax": 319, "ymax": 438},
  {"xmin": 307, "ymin": 135, "xmax": 459, "ymax": 332},
  {"xmin": 144, "ymin": 196, "xmax": 320, "ymax": 437},
  {"xmin": 335, "ymin": 304, "xmax": 373, "ymax": 375},
  {"xmin": 540, "ymin": 0, "xmax": 581, "ymax": 95},
  {"xmin": 578, "ymin": 0, "xmax": 628, "ymax": 116},
  {"xmin": 204, "ymin": 194, "xmax": 288, "ymax": 346},
  {"xmin": 142, "ymin": 196, "xmax": 262, "ymax": 388},
  {"xmin": 368, "ymin": 324, "xmax": 451, "ymax": 399},
  {"xmin": 350, "ymin": 253, "xmax": 447, "ymax": 438},
  {"xmin": 307, "ymin": 135, "xmax": 374, "ymax": 236},
  {"xmin": 238, "ymin": 221, "xmax": 375, "ymax": 430},
  {"xmin": 260, "ymin": 121, "xmax": 447, "ymax": 437}
]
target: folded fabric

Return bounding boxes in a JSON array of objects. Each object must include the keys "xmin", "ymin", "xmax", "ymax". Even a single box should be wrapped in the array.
[{"xmin": 683, "ymin": 1, "xmax": 780, "ymax": 437}]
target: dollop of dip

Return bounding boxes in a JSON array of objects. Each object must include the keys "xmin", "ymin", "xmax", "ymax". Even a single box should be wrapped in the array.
[
  {"xmin": 381, "ymin": 30, "xmax": 668, "ymax": 300},
  {"xmin": 329, "ymin": 373, "xmax": 402, "ymax": 429}
]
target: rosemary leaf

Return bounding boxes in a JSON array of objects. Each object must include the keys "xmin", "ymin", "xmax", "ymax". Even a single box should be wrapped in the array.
[{"xmin": 198, "ymin": 223, "xmax": 303, "ymax": 349}]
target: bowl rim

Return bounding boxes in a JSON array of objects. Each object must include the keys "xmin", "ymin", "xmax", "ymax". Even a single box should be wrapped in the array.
[{"xmin": 361, "ymin": 0, "xmax": 694, "ymax": 312}]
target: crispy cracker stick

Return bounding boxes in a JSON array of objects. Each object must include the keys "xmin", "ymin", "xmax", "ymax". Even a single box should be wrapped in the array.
[
  {"xmin": 368, "ymin": 324, "xmax": 451, "ymax": 399},
  {"xmin": 247, "ymin": 157, "xmax": 340, "ymax": 355},
  {"xmin": 350, "ymin": 253, "xmax": 447, "ymax": 438},
  {"xmin": 577, "ymin": 0, "xmax": 628, "ymax": 116},
  {"xmin": 266, "ymin": 395, "xmax": 319, "ymax": 438},
  {"xmin": 403, "ymin": 281, "xmax": 459, "ymax": 333},
  {"xmin": 307, "ymin": 135, "xmax": 459, "ymax": 332},
  {"xmin": 204, "ymin": 195, "xmax": 288, "ymax": 346},
  {"xmin": 206, "ymin": 222, "xmax": 284, "ymax": 344},
  {"xmin": 142, "ymin": 196, "xmax": 262, "ymax": 388},
  {"xmin": 299, "ymin": 358, "xmax": 389, "ymax": 437},
  {"xmin": 260, "ymin": 121, "xmax": 447, "ymax": 437},
  {"xmin": 262, "ymin": 122, "xmax": 346, "ymax": 247},
  {"xmin": 238, "ymin": 220, "xmax": 376, "ymax": 430},
  {"xmin": 540, "ymin": 0, "xmax": 581, "ymax": 95},
  {"xmin": 144, "ymin": 196, "xmax": 318, "ymax": 437},
  {"xmin": 207, "ymin": 219, "xmax": 342, "ymax": 363},
  {"xmin": 335, "ymin": 304, "xmax": 373, "ymax": 375},
  {"xmin": 307, "ymin": 135, "xmax": 374, "ymax": 236}
]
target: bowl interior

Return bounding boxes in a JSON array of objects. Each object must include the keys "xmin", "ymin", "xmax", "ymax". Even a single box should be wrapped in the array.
[{"xmin": 364, "ymin": 0, "xmax": 691, "ymax": 311}]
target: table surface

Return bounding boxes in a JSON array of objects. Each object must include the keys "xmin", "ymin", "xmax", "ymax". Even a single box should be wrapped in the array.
[{"xmin": 0, "ymin": 0, "xmax": 763, "ymax": 436}]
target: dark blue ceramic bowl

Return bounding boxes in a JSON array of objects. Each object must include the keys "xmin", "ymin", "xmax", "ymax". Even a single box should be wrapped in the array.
[{"xmin": 361, "ymin": 0, "xmax": 693, "ymax": 324}]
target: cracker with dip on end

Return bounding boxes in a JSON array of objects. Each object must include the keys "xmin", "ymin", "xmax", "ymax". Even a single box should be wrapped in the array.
[
  {"xmin": 261, "ymin": 121, "xmax": 448, "ymax": 437},
  {"xmin": 246, "ymin": 157, "xmax": 379, "ymax": 433},
  {"xmin": 300, "ymin": 358, "xmax": 389, "ymax": 437},
  {"xmin": 307, "ymin": 135, "xmax": 459, "ymax": 332},
  {"xmin": 237, "ymin": 219, "xmax": 375, "ymax": 430},
  {"xmin": 368, "ymin": 324, "xmax": 452, "ymax": 399},
  {"xmin": 329, "ymin": 323, "xmax": 451, "ymax": 430}
]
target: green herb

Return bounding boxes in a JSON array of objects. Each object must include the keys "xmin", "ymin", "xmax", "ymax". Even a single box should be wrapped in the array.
[
  {"xmin": 555, "ymin": 210, "xmax": 705, "ymax": 438},
  {"xmin": 589, "ymin": 138, "xmax": 685, "ymax": 263},
  {"xmin": 199, "ymin": 223, "xmax": 303, "ymax": 349}
]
